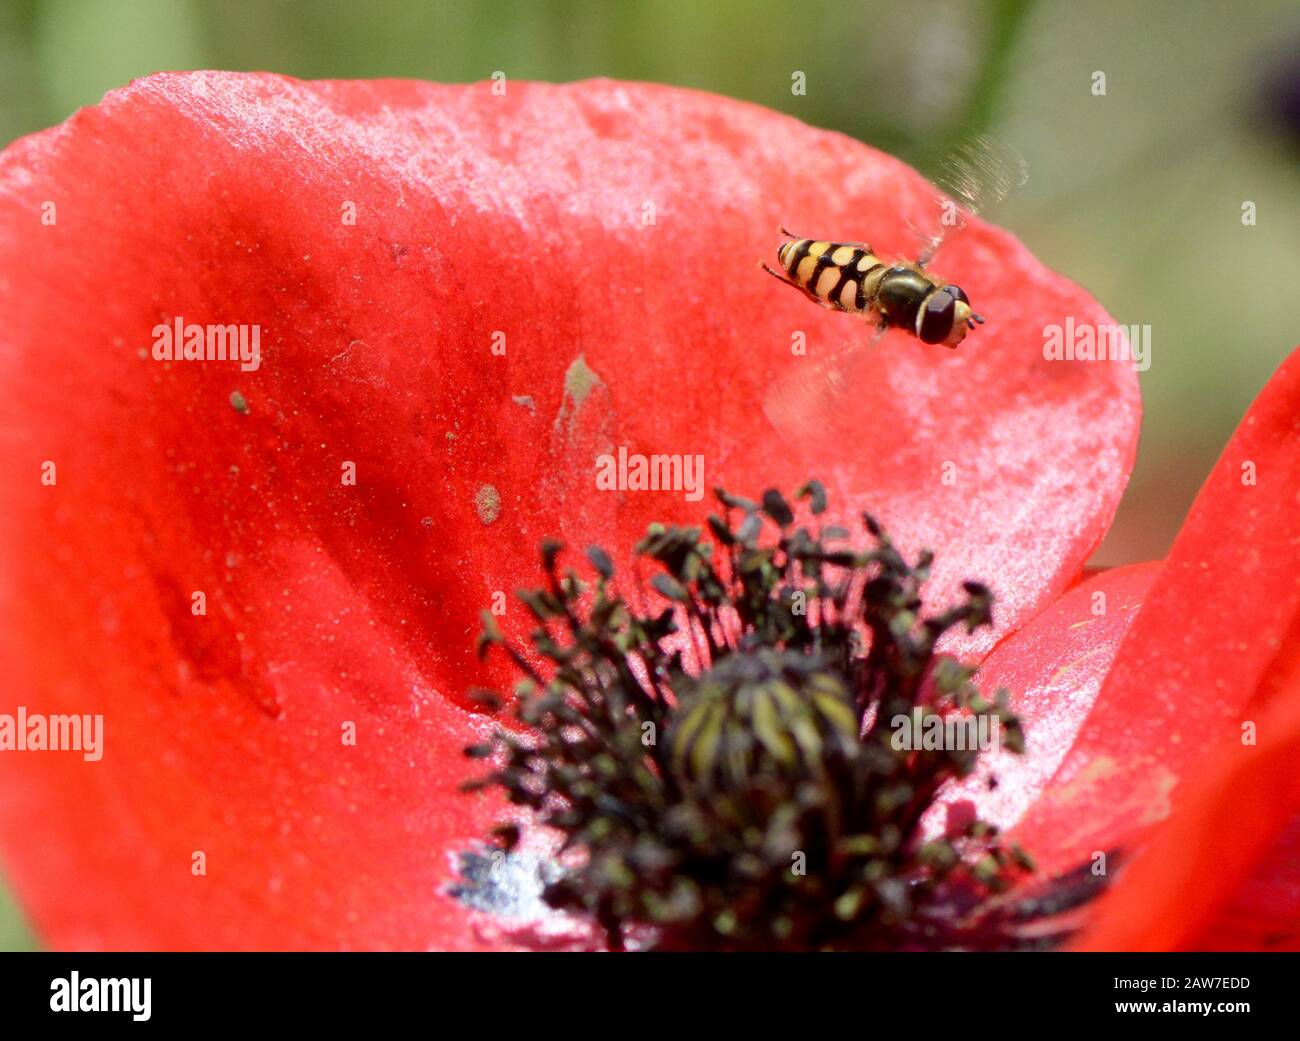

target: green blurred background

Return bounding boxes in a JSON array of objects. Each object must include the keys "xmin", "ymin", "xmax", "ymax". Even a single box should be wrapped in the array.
[{"xmin": 0, "ymin": 0, "xmax": 1297, "ymax": 950}]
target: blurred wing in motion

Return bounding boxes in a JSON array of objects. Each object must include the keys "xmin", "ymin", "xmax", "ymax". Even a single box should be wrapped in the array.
[
  {"xmin": 915, "ymin": 134, "xmax": 1029, "ymax": 267},
  {"xmin": 762, "ymin": 324, "xmax": 890, "ymax": 444}
]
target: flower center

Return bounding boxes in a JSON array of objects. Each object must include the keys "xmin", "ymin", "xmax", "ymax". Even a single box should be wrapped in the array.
[{"xmin": 458, "ymin": 482, "xmax": 1093, "ymax": 950}]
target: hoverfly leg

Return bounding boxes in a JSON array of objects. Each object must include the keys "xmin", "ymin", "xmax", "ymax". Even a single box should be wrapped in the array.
[
  {"xmin": 759, "ymin": 262, "xmax": 828, "ymax": 308},
  {"xmin": 760, "ymin": 261, "xmax": 796, "ymax": 285},
  {"xmin": 915, "ymin": 231, "xmax": 947, "ymax": 270}
]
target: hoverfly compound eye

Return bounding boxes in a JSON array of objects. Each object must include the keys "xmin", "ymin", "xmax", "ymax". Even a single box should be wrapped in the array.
[
  {"xmin": 944, "ymin": 284, "xmax": 969, "ymax": 305},
  {"xmin": 917, "ymin": 290, "xmax": 957, "ymax": 345}
]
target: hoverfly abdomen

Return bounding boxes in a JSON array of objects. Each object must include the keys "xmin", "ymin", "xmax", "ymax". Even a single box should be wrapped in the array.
[{"xmin": 776, "ymin": 238, "xmax": 885, "ymax": 314}]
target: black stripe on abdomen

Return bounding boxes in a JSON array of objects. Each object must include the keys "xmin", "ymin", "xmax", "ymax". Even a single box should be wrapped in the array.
[
  {"xmin": 808, "ymin": 248, "xmax": 836, "ymax": 296},
  {"xmin": 829, "ymin": 249, "xmax": 866, "ymax": 311},
  {"xmin": 786, "ymin": 239, "xmax": 813, "ymax": 277},
  {"xmin": 857, "ymin": 262, "xmax": 882, "ymax": 311}
]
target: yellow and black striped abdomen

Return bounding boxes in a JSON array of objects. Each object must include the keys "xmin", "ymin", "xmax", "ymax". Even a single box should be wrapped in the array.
[{"xmin": 778, "ymin": 239, "xmax": 884, "ymax": 313}]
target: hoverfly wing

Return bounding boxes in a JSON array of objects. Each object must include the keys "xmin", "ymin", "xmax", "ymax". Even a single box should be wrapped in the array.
[
  {"xmin": 939, "ymin": 133, "xmax": 1028, "ymax": 215},
  {"xmin": 762, "ymin": 325, "xmax": 890, "ymax": 444},
  {"xmin": 914, "ymin": 134, "xmax": 1028, "ymax": 268}
]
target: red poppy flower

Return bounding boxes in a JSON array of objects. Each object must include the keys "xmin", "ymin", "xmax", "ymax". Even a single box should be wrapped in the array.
[{"xmin": 0, "ymin": 72, "xmax": 1286, "ymax": 951}]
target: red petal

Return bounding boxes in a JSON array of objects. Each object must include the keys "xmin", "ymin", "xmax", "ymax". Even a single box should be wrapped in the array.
[
  {"xmin": 1188, "ymin": 817, "xmax": 1300, "ymax": 950},
  {"xmin": 1074, "ymin": 665, "xmax": 1300, "ymax": 951},
  {"xmin": 929, "ymin": 562, "xmax": 1159, "ymax": 846},
  {"xmin": 0, "ymin": 73, "xmax": 1137, "ymax": 949},
  {"xmin": 1013, "ymin": 345, "xmax": 1300, "ymax": 877}
]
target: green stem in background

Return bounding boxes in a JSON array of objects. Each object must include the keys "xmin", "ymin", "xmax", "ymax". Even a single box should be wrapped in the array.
[{"xmin": 921, "ymin": 0, "xmax": 1036, "ymax": 174}]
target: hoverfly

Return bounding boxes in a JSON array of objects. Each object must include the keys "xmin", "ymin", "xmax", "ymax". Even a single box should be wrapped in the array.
[
  {"xmin": 762, "ymin": 235, "xmax": 981, "ymax": 348},
  {"xmin": 760, "ymin": 136, "xmax": 1026, "ymax": 440}
]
